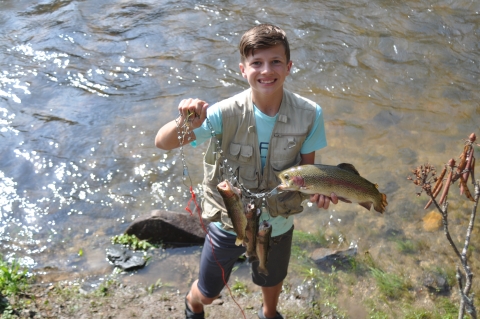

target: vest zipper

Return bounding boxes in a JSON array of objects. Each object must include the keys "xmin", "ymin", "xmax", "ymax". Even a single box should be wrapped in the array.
[{"xmin": 273, "ymin": 132, "xmax": 306, "ymax": 137}]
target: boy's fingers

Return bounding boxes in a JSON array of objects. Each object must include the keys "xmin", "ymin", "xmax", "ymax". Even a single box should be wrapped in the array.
[
  {"xmin": 178, "ymin": 98, "xmax": 207, "ymax": 119},
  {"xmin": 198, "ymin": 103, "xmax": 209, "ymax": 122},
  {"xmin": 330, "ymin": 192, "xmax": 338, "ymax": 204}
]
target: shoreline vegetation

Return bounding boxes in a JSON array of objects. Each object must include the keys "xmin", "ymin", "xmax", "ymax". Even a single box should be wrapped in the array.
[{"xmin": 0, "ymin": 229, "xmax": 464, "ymax": 319}]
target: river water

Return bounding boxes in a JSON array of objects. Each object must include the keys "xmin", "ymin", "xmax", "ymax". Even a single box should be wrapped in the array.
[{"xmin": 1, "ymin": 0, "xmax": 479, "ymax": 300}]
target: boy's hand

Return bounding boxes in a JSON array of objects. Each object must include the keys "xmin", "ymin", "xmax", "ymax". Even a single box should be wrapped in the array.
[
  {"xmin": 310, "ymin": 193, "xmax": 338, "ymax": 210},
  {"xmin": 178, "ymin": 98, "xmax": 209, "ymax": 129}
]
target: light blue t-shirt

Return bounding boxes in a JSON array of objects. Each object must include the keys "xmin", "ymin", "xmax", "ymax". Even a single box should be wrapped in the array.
[{"xmin": 192, "ymin": 101, "xmax": 327, "ymax": 237}]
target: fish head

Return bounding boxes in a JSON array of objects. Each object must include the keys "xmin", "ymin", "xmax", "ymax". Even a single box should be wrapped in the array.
[
  {"xmin": 216, "ymin": 179, "xmax": 237, "ymax": 198},
  {"xmin": 276, "ymin": 168, "xmax": 305, "ymax": 191}
]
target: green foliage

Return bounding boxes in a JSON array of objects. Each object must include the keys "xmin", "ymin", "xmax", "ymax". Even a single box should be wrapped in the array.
[
  {"xmin": 435, "ymin": 297, "xmax": 459, "ymax": 319},
  {"xmin": 111, "ymin": 234, "xmax": 156, "ymax": 251},
  {"xmin": 94, "ymin": 279, "xmax": 117, "ymax": 297},
  {"xmin": 0, "ymin": 257, "xmax": 30, "ymax": 297},
  {"xmin": 1, "ymin": 304, "xmax": 17, "ymax": 319},
  {"xmin": 395, "ymin": 239, "xmax": 418, "ymax": 254},
  {"xmin": 231, "ymin": 278, "xmax": 248, "ymax": 295},
  {"xmin": 364, "ymin": 298, "xmax": 390, "ymax": 319},
  {"xmin": 146, "ymin": 279, "xmax": 163, "ymax": 295},
  {"xmin": 370, "ymin": 267, "xmax": 409, "ymax": 299},
  {"xmin": 300, "ymin": 266, "xmax": 339, "ymax": 298}
]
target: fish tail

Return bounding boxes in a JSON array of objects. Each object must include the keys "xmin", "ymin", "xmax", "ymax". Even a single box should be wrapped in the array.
[
  {"xmin": 235, "ymin": 237, "xmax": 243, "ymax": 246},
  {"xmin": 374, "ymin": 193, "xmax": 388, "ymax": 214}
]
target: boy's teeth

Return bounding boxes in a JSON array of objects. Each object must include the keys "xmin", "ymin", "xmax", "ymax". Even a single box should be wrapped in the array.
[{"xmin": 260, "ymin": 80, "xmax": 274, "ymax": 83}]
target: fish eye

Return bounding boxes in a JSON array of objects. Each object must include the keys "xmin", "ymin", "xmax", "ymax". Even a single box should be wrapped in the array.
[{"xmin": 283, "ymin": 174, "xmax": 289, "ymax": 180}]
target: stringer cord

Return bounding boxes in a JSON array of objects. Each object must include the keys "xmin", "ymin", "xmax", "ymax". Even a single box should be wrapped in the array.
[{"xmin": 185, "ymin": 187, "xmax": 246, "ymax": 319}]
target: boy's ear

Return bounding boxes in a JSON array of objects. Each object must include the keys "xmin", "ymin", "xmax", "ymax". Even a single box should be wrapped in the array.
[
  {"xmin": 287, "ymin": 60, "xmax": 293, "ymax": 73},
  {"xmin": 239, "ymin": 63, "xmax": 247, "ymax": 78}
]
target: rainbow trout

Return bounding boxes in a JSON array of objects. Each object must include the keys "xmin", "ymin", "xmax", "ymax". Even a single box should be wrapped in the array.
[
  {"xmin": 277, "ymin": 163, "xmax": 388, "ymax": 214},
  {"xmin": 256, "ymin": 221, "xmax": 272, "ymax": 276},
  {"xmin": 216, "ymin": 180, "xmax": 247, "ymax": 246},
  {"xmin": 244, "ymin": 202, "xmax": 261, "ymax": 262}
]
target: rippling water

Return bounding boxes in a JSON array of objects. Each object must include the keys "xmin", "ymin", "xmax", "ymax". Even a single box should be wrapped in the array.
[{"xmin": 1, "ymin": 0, "xmax": 479, "ymax": 293}]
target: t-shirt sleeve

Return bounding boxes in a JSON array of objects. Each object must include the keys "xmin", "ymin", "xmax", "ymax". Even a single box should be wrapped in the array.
[
  {"xmin": 300, "ymin": 104, "xmax": 327, "ymax": 154},
  {"xmin": 191, "ymin": 103, "xmax": 223, "ymax": 147}
]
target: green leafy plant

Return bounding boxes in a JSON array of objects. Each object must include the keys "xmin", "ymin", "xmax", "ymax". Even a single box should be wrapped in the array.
[
  {"xmin": 0, "ymin": 257, "xmax": 30, "ymax": 297},
  {"xmin": 370, "ymin": 267, "xmax": 409, "ymax": 299},
  {"xmin": 111, "ymin": 234, "xmax": 156, "ymax": 251}
]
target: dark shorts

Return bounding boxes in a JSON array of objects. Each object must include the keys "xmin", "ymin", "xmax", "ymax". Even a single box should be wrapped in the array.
[{"xmin": 197, "ymin": 223, "xmax": 294, "ymax": 298}]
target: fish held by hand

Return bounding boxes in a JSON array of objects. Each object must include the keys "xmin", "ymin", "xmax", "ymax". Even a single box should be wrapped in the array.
[{"xmin": 277, "ymin": 163, "xmax": 388, "ymax": 214}]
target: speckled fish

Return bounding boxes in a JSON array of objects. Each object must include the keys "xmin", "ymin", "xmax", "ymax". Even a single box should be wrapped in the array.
[
  {"xmin": 255, "ymin": 221, "xmax": 272, "ymax": 276},
  {"xmin": 244, "ymin": 202, "xmax": 261, "ymax": 262},
  {"xmin": 216, "ymin": 179, "xmax": 247, "ymax": 246},
  {"xmin": 277, "ymin": 163, "xmax": 388, "ymax": 214}
]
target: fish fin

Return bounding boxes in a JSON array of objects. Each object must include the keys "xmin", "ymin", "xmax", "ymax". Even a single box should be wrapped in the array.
[
  {"xmin": 373, "ymin": 193, "xmax": 388, "ymax": 214},
  {"xmin": 337, "ymin": 163, "xmax": 360, "ymax": 176},
  {"xmin": 358, "ymin": 202, "xmax": 372, "ymax": 211},
  {"xmin": 235, "ymin": 237, "xmax": 243, "ymax": 246},
  {"xmin": 338, "ymin": 197, "xmax": 352, "ymax": 204}
]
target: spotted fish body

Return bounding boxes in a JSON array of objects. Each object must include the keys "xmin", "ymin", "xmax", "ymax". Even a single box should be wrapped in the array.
[
  {"xmin": 216, "ymin": 180, "xmax": 247, "ymax": 246},
  {"xmin": 244, "ymin": 203, "xmax": 261, "ymax": 262},
  {"xmin": 277, "ymin": 163, "xmax": 388, "ymax": 214},
  {"xmin": 256, "ymin": 221, "xmax": 272, "ymax": 276}
]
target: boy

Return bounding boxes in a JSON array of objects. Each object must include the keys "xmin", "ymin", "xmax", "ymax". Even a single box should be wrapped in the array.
[{"xmin": 155, "ymin": 23, "xmax": 337, "ymax": 319}]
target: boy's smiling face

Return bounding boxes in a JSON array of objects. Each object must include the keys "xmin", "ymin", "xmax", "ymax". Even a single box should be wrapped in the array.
[{"xmin": 239, "ymin": 44, "xmax": 292, "ymax": 101}]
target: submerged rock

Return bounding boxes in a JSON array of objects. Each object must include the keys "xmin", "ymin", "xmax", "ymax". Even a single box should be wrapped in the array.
[
  {"xmin": 422, "ymin": 270, "xmax": 450, "ymax": 294},
  {"xmin": 310, "ymin": 247, "xmax": 358, "ymax": 271},
  {"xmin": 125, "ymin": 210, "xmax": 209, "ymax": 247}
]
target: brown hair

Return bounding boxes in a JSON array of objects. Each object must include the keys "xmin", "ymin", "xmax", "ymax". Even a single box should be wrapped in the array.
[{"xmin": 238, "ymin": 23, "xmax": 290, "ymax": 62}]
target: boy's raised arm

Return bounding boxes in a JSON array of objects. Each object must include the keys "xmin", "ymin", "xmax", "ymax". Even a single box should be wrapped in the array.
[{"xmin": 154, "ymin": 98, "xmax": 209, "ymax": 150}]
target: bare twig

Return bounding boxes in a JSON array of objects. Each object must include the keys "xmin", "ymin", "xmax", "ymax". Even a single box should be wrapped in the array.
[
  {"xmin": 408, "ymin": 133, "xmax": 478, "ymax": 319},
  {"xmin": 458, "ymin": 182, "xmax": 479, "ymax": 319}
]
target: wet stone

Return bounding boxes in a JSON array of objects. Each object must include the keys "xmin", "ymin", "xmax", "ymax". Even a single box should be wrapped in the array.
[
  {"xmin": 125, "ymin": 210, "xmax": 209, "ymax": 247},
  {"xmin": 106, "ymin": 245, "xmax": 146, "ymax": 271},
  {"xmin": 310, "ymin": 247, "xmax": 358, "ymax": 271}
]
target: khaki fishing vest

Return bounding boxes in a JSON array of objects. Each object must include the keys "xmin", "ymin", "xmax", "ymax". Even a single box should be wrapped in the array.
[{"xmin": 201, "ymin": 88, "xmax": 317, "ymax": 229}]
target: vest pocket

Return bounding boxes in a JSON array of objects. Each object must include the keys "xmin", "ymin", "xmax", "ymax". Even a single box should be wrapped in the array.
[
  {"xmin": 271, "ymin": 132, "xmax": 307, "ymax": 164},
  {"xmin": 229, "ymin": 143, "xmax": 254, "ymax": 163}
]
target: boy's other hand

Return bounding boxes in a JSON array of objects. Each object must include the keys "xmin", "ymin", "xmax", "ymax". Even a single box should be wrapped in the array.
[
  {"xmin": 179, "ymin": 98, "xmax": 209, "ymax": 129},
  {"xmin": 310, "ymin": 193, "xmax": 338, "ymax": 210}
]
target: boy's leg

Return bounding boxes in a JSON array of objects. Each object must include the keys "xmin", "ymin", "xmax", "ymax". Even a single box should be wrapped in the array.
[
  {"xmin": 187, "ymin": 223, "xmax": 246, "ymax": 313},
  {"xmin": 186, "ymin": 279, "xmax": 216, "ymax": 313},
  {"xmin": 261, "ymin": 281, "xmax": 283, "ymax": 318}
]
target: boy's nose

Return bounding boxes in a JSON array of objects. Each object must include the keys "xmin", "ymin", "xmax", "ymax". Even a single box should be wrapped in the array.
[{"xmin": 261, "ymin": 64, "xmax": 273, "ymax": 74}]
